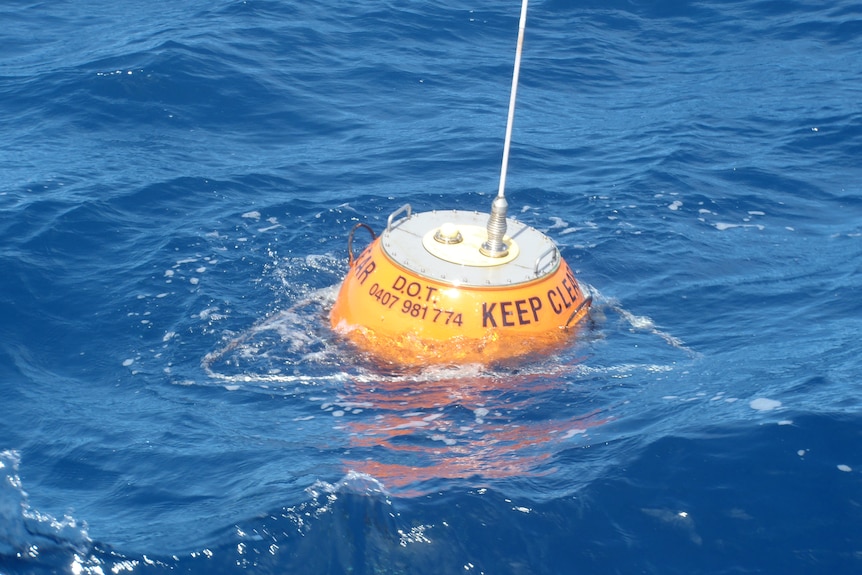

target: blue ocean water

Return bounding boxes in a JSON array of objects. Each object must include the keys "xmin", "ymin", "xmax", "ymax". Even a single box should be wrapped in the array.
[{"xmin": 2, "ymin": 0, "xmax": 861, "ymax": 573}]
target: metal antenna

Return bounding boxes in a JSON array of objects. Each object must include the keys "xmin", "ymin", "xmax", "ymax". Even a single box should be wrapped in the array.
[{"xmin": 482, "ymin": 0, "xmax": 529, "ymax": 258}]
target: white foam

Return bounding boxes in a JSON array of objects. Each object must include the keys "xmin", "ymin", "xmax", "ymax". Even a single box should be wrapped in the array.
[
  {"xmin": 198, "ymin": 307, "xmax": 219, "ymax": 320},
  {"xmin": 473, "ymin": 407, "xmax": 489, "ymax": 424},
  {"xmin": 610, "ymin": 303, "xmax": 691, "ymax": 352},
  {"xmin": 389, "ymin": 420, "xmax": 430, "ymax": 430},
  {"xmin": 431, "ymin": 434, "xmax": 457, "ymax": 446},
  {"xmin": 714, "ymin": 222, "xmax": 765, "ymax": 231},
  {"xmin": 749, "ymin": 397, "xmax": 782, "ymax": 411}
]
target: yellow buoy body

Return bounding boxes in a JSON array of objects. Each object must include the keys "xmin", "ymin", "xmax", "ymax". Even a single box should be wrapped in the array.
[{"xmin": 330, "ymin": 207, "xmax": 590, "ymax": 365}]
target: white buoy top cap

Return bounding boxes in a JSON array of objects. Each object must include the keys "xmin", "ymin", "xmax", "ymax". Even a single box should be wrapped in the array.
[{"xmin": 381, "ymin": 209, "xmax": 561, "ymax": 287}]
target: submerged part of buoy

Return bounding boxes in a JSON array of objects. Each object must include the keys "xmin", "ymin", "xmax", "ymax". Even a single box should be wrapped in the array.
[{"xmin": 330, "ymin": 205, "xmax": 590, "ymax": 365}]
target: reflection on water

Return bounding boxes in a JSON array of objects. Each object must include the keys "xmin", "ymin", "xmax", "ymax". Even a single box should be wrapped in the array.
[{"xmin": 337, "ymin": 367, "xmax": 608, "ymax": 495}]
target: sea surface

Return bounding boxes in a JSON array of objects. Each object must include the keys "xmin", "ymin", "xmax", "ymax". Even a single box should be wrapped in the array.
[{"xmin": 2, "ymin": 0, "xmax": 861, "ymax": 573}]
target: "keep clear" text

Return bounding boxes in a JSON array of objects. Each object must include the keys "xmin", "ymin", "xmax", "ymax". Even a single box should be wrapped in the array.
[{"xmin": 481, "ymin": 265, "xmax": 583, "ymax": 327}]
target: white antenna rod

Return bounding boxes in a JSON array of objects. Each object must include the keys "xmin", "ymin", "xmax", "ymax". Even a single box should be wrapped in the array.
[
  {"xmin": 497, "ymin": 0, "xmax": 528, "ymax": 200},
  {"xmin": 482, "ymin": 0, "xmax": 528, "ymax": 258}
]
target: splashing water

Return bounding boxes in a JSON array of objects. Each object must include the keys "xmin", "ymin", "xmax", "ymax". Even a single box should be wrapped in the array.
[{"xmin": 0, "ymin": 450, "xmax": 92, "ymax": 561}]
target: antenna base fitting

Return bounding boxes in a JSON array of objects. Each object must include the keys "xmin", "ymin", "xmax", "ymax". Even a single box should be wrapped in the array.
[{"xmin": 480, "ymin": 196, "xmax": 510, "ymax": 258}]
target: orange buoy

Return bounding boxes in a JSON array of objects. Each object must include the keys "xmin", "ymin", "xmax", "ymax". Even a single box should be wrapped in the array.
[
  {"xmin": 330, "ymin": 0, "xmax": 590, "ymax": 365},
  {"xmin": 330, "ymin": 205, "xmax": 590, "ymax": 365}
]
